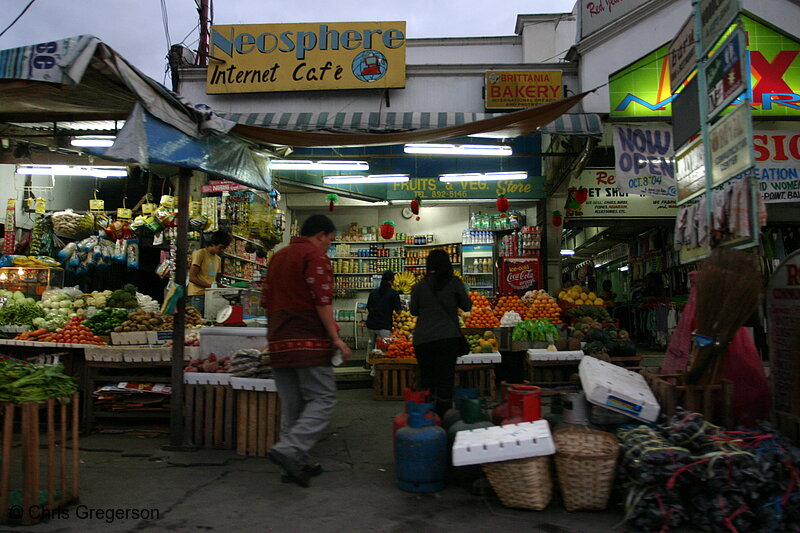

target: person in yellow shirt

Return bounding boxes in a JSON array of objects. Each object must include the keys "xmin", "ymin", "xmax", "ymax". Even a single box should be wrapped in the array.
[{"xmin": 188, "ymin": 231, "xmax": 231, "ymax": 315}]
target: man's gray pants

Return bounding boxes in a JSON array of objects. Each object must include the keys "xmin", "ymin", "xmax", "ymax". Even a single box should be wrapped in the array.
[{"xmin": 271, "ymin": 366, "xmax": 336, "ymax": 463}]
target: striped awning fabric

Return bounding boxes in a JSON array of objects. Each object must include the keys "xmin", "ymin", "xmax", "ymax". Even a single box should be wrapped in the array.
[{"xmin": 218, "ymin": 111, "xmax": 602, "ymax": 136}]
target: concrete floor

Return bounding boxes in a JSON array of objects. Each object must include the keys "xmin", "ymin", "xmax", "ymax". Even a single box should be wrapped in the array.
[{"xmin": 6, "ymin": 386, "xmax": 709, "ymax": 533}]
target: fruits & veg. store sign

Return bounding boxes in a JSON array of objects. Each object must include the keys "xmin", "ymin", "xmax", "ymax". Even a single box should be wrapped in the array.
[{"xmin": 207, "ymin": 21, "xmax": 406, "ymax": 94}]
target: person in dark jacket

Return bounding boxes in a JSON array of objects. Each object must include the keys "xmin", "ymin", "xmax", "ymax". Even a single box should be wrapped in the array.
[
  {"xmin": 366, "ymin": 270, "xmax": 402, "ymax": 352},
  {"xmin": 409, "ymin": 249, "xmax": 472, "ymax": 416}
]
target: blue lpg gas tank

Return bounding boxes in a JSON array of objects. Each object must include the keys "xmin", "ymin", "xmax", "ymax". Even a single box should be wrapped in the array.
[{"xmin": 395, "ymin": 402, "xmax": 448, "ymax": 493}]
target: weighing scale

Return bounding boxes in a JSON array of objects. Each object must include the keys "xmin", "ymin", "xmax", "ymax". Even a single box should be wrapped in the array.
[{"xmin": 215, "ymin": 292, "xmax": 247, "ymax": 327}]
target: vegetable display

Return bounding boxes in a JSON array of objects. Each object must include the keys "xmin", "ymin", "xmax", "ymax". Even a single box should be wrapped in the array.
[
  {"xmin": 84, "ymin": 307, "xmax": 129, "ymax": 336},
  {"xmin": 0, "ymin": 359, "xmax": 78, "ymax": 403},
  {"xmin": 0, "ymin": 301, "xmax": 45, "ymax": 327},
  {"xmin": 15, "ymin": 316, "xmax": 104, "ymax": 345},
  {"xmin": 107, "ymin": 284, "xmax": 139, "ymax": 309},
  {"xmin": 511, "ymin": 319, "xmax": 560, "ymax": 342}
]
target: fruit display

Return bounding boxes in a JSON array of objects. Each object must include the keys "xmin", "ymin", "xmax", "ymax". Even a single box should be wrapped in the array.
[
  {"xmin": 114, "ymin": 311, "xmax": 166, "ymax": 332},
  {"xmin": 558, "ymin": 284, "xmax": 605, "ymax": 307},
  {"xmin": 83, "ymin": 307, "xmax": 130, "ymax": 336},
  {"xmin": 156, "ymin": 307, "xmax": 205, "ymax": 331},
  {"xmin": 492, "ymin": 295, "xmax": 528, "ymax": 318},
  {"xmin": 392, "ymin": 310, "xmax": 417, "ymax": 337},
  {"xmin": 467, "ymin": 292, "xmax": 492, "ymax": 309},
  {"xmin": 525, "ymin": 290, "xmax": 563, "ymax": 324},
  {"xmin": 392, "ymin": 271, "xmax": 417, "ymax": 294},
  {"xmin": 464, "ymin": 306, "xmax": 499, "ymax": 328},
  {"xmin": 474, "ymin": 330, "xmax": 498, "ymax": 352},
  {"xmin": 465, "ymin": 333, "xmax": 482, "ymax": 351},
  {"xmin": 185, "ymin": 353, "xmax": 233, "ymax": 373},
  {"xmin": 15, "ymin": 316, "xmax": 104, "ymax": 345},
  {"xmin": 386, "ymin": 336, "xmax": 415, "ymax": 359},
  {"xmin": 499, "ymin": 310, "xmax": 523, "ymax": 327}
]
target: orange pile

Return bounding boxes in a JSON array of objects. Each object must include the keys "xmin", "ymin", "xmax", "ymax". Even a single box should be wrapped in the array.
[
  {"xmin": 386, "ymin": 336, "xmax": 415, "ymax": 359},
  {"xmin": 526, "ymin": 293, "xmax": 563, "ymax": 325},
  {"xmin": 493, "ymin": 295, "xmax": 529, "ymax": 318},
  {"xmin": 468, "ymin": 292, "xmax": 492, "ymax": 309},
  {"xmin": 465, "ymin": 307, "xmax": 500, "ymax": 328}
]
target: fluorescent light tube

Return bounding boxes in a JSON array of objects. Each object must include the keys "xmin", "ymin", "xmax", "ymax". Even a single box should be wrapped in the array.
[
  {"xmin": 619, "ymin": 265, "xmax": 629, "ymax": 271},
  {"xmin": 438, "ymin": 171, "xmax": 527, "ymax": 182},
  {"xmin": 404, "ymin": 143, "xmax": 512, "ymax": 156},
  {"xmin": 15, "ymin": 165, "xmax": 128, "ymax": 178},
  {"xmin": 560, "ymin": 249, "xmax": 576, "ymax": 256},
  {"xmin": 323, "ymin": 174, "xmax": 409, "ymax": 184},
  {"xmin": 70, "ymin": 135, "xmax": 116, "ymax": 147},
  {"xmin": 270, "ymin": 160, "xmax": 369, "ymax": 171}
]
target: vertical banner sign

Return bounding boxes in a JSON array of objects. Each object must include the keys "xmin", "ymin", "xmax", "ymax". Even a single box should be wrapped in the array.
[
  {"xmin": 753, "ymin": 131, "xmax": 800, "ymax": 203},
  {"xmin": 708, "ymin": 102, "xmax": 753, "ymax": 185},
  {"xmin": 613, "ymin": 124, "xmax": 677, "ymax": 197},
  {"xmin": 705, "ymin": 29, "xmax": 745, "ymax": 119},
  {"xmin": 669, "ymin": 15, "xmax": 697, "ymax": 94},
  {"xmin": 699, "ymin": 0, "xmax": 739, "ymax": 54},
  {"xmin": 766, "ymin": 249, "xmax": 800, "ymax": 415},
  {"xmin": 675, "ymin": 139, "xmax": 706, "ymax": 203}
]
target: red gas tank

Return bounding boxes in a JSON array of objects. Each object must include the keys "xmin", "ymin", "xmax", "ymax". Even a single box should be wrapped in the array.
[{"xmin": 393, "ymin": 388, "xmax": 441, "ymax": 440}]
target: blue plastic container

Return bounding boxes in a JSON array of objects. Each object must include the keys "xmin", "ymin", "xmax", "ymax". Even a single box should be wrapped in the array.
[{"xmin": 395, "ymin": 402, "xmax": 448, "ymax": 492}]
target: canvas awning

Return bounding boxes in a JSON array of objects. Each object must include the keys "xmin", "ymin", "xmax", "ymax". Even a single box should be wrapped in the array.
[{"xmin": 219, "ymin": 110, "xmax": 602, "ymax": 136}]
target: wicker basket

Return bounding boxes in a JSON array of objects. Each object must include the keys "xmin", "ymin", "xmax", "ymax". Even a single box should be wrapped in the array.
[
  {"xmin": 553, "ymin": 427, "xmax": 619, "ymax": 511},
  {"xmin": 482, "ymin": 456, "xmax": 553, "ymax": 510}
]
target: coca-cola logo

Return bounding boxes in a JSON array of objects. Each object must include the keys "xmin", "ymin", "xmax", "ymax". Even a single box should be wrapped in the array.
[{"xmin": 507, "ymin": 269, "xmax": 535, "ymax": 289}]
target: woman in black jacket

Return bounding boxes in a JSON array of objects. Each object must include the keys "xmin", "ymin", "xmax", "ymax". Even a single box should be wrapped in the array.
[
  {"xmin": 366, "ymin": 271, "xmax": 402, "ymax": 351},
  {"xmin": 409, "ymin": 249, "xmax": 472, "ymax": 416}
]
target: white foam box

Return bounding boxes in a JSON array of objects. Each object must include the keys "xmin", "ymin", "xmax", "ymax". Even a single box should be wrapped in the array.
[
  {"xmin": 111, "ymin": 331, "xmax": 150, "ymax": 345},
  {"xmin": 184, "ymin": 372, "xmax": 232, "ymax": 386},
  {"xmin": 457, "ymin": 352, "xmax": 501, "ymax": 364},
  {"xmin": 578, "ymin": 356, "xmax": 660, "ymax": 422},
  {"xmin": 121, "ymin": 346, "xmax": 172, "ymax": 362},
  {"xmin": 230, "ymin": 377, "xmax": 276, "ymax": 392},
  {"xmin": 147, "ymin": 330, "xmax": 173, "ymax": 345},
  {"xmin": 451, "ymin": 420, "xmax": 555, "ymax": 466},
  {"xmin": 199, "ymin": 327, "xmax": 267, "ymax": 359},
  {"xmin": 84, "ymin": 346, "xmax": 124, "ymax": 362},
  {"xmin": 527, "ymin": 349, "xmax": 585, "ymax": 362}
]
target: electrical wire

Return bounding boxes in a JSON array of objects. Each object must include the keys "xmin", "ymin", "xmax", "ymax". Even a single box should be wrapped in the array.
[
  {"xmin": 160, "ymin": 0, "xmax": 172, "ymax": 46},
  {"xmin": 178, "ymin": 22, "xmax": 200, "ymax": 46},
  {"xmin": 0, "ymin": 0, "xmax": 37, "ymax": 39}
]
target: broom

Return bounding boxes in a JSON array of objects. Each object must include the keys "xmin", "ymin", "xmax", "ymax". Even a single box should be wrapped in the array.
[{"xmin": 685, "ymin": 248, "xmax": 762, "ymax": 385}]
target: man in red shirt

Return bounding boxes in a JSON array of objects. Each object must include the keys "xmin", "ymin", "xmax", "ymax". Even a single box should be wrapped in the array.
[{"xmin": 262, "ymin": 214, "xmax": 351, "ymax": 487}]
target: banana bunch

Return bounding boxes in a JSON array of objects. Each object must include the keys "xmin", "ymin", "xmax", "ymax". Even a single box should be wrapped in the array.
[{"xmin": 392, "ymin": 271, "xmax": 418, "ymax": 294}]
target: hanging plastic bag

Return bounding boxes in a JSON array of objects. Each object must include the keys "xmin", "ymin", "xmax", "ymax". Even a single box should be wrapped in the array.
[
  {"xmin": 126, "ymin": 240, "xmax": 140, "ymax": 270},
  {"xmin": 57, "ymin": 242, "xmax": 77, "ymax": 263},
  {"xmin": 112, "ymin": 239, "xmax": 127, "ymax": 263}
]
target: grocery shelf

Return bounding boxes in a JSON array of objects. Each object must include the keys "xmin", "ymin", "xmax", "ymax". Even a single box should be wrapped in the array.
[
  {"xmin": 470, "ymin": 286, "xmax": 494, "ymax": 289},
  {"xmin": 334, "ymin": 272, "xmax": 380, "ymax": 276},
  {"xmin": 405, "ymin": 242, "xmax": 459, "ymax": 247},
  {"xmin": 463, "ymin": 272, "xmax": 493, "ymax": 275},
  {"xmin": 221, "ymin": 274, "xmax": 252, "ymax": 282},
  {"xmin": 232, "ymin": 233, "xmax": 261, "ymax": 246},
  {"xmin": 223, "ymin": 252, "xmax": 266, "ymax": 266},
  {"xmin": 332, "ymin": 240, "xmax": 405, "ymax": 245},
  {"xmin": 330, "ymin": 256, "xmax": 404, "ymax": 260}
]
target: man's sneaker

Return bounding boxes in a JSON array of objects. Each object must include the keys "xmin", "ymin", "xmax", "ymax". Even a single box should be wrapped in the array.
[{"xmin": 268, "ymin": 449, "xmax": 310, "ymax": 488}]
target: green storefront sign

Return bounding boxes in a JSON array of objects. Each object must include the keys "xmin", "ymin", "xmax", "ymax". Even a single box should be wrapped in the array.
[
  {"xmin": 610, "ymin": 15, "xmax": 800, "ymax": 117},
  {"xmin": 278, "ymin": 173, "xmax": 546, "ymax": 201}
]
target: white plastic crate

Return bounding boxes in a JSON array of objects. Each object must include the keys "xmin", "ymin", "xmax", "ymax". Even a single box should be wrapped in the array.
[
  {"xmin": 527, "ymin": 349, "xmax": 584, "ymax": 362},
  {"xmin": 230, "ymin": 377, "xmax": 276, "ymax": 392},
  {"xmin": 199, "ymin": 327, "xmax": 267, "ymax": 359},
  {"xmin": 457, "ymin": 352, "xmax": 501, "ymax": 364},
  {"xmin": 579, "ymin": 356, "xmax": 660, "ymax": 422},
  {"xmin": 451, "ymin": 420, "xmax": 555, "ymax": 466},
  {"xmin": 184, "ymin": 372, "xmax": 232, "ymax": 386},
  {"xmin": 121, "ymin": 347, "xmax": 172, "ymax": 363},
  {"xmin": 84, "ymin": 347, "xmax": 124, "ymax": 362}
]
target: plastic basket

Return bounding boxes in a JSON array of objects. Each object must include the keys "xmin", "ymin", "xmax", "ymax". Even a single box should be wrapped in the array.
[
  {"xmin": 482, "ymin": 456, "xmax": 552, "ymax": 510},
  {"xmin": 553, "ymin": 427, "xmax": 619, "ymax": 511}
]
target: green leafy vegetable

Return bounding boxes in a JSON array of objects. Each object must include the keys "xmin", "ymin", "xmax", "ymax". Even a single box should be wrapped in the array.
[
  {"xmin": 0, "ymin": 302, "xmax": 46, "ymax": 327},
  {"xmin": 0, "ymin": 359, "xmax": 77, "ymax": 403}
]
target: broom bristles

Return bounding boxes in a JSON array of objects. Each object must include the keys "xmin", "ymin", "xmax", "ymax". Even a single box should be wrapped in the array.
[{"xmin": 687, "ymin": 248, "xmax": 763, "ymax": 384}]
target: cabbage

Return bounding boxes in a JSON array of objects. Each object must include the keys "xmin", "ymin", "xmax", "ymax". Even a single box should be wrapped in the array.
[{"xmin": 13, "ymin": 291, "xmax": 25, "ymax": 301}]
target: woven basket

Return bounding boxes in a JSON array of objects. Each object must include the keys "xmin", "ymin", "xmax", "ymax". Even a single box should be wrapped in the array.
[
  {"xmin": 553, "ymin": 427, "xmax": 619, "ymax": 511},
  {"xmin": 482, "ymin": 456, "xmax": 552, "ymax": 510}
]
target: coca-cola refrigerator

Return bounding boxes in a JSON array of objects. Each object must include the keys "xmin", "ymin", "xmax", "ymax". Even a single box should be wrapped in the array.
[{"xmin": 497, "ymin": 257, "xmax": 542, "ymax": 296}]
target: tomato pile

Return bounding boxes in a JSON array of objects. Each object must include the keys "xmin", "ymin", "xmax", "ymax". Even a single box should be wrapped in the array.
[
  {"xmin": 386, "ymin": 336, "xmax": 415, "ymax": 359},
  {"xmin": 14, "ymin": 316, "xmax": 104, "ymax": 345}
]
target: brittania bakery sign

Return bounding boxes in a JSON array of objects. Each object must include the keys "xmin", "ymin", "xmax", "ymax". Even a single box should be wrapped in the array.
[{"xmin": 206, "ymin": 22, "xmax": 407, "ymax": 93}]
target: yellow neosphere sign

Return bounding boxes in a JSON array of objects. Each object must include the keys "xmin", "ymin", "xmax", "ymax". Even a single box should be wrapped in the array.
[{"xmin": 206, "ymin": 21, "xmax": 407, "ymax": 94}]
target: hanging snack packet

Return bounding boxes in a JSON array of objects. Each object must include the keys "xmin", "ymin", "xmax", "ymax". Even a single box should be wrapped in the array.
[{"xmin": 126, "ymin": 240, "xmax": 140, "ymax": 270}]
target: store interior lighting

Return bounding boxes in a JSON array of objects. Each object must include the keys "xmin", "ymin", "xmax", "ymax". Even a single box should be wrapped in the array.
[
  {"xmin": 15, "ymin": 165, "xmax": 128, "ymax": 178},
  {"xmin": 323, "ymin": 174, "xmax": 409, "ymax": 184},
  {"xmin": 70, "ymin": 135, "xmax": 116, "ymax": 147},
  {"xmin": 438, "ymin": 171, "xmax": 527, "ymax": 182},
  {"xmin": 404, "ymin": 143, "xmax": 512, "ymax": 156},
  {"xmin": 619, "ymin": 265, "xmax": 630, "ymax": 271},
  {"xmin": 560, "ymin": 249, "xmax": 576, "ymax": 255},
  {"xmin": 269, "ymin": 160, "xmax": 369, "ymax": 171}
]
